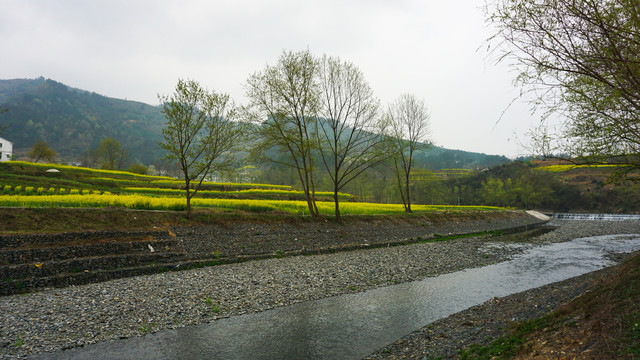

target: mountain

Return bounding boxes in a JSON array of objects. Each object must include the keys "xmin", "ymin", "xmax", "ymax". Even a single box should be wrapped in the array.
[
  {"xmin": 0, "ymin": 77, "xmax": 166, "ymax": 164},
  {"xmin": 0, "ymin": 77, "xmax": 510, "ymax": 170},
  {"xmin": 414, "ymin": 146, "xmax": 509, "ymax": 170}
]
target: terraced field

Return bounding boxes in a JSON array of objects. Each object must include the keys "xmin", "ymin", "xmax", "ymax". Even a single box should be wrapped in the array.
[{"xmin": 0, "ymin": 161, "xmax": 501, "ymax": 214}]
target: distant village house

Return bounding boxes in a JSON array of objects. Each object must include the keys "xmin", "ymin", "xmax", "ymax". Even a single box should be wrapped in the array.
[{"xmin": 0, "ymin": 137, "xmax": 13, "ymax": 162}]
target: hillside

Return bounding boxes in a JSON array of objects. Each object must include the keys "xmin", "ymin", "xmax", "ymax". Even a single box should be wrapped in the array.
[
  {"xmin": 414, "ymin": 146, "xmax": 509, "ymax": 170},
  {"xmin": 440, "ymin": 161, "xmax": 640, "ymax": 213},
  {"xmin": 0, "ymin": 77, "xmax": 165, "ymax": 164},
  {"xmin": 0, "ymin": 77, "xmax": 510, "ymax": 170}
]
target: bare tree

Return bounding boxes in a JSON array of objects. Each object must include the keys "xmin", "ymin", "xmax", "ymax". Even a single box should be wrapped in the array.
[
  {"xmin": 316, "ymin": 55, "xmax": 391, "ymax": 221},
  {"xmin": 246, "ymin": 49, "xmax": 321, "ymax": 216},
  {"xmin": 486, "ymin": 0, "xmax": 640, "ymax": 173},
  {"xmin": 159, "ymin": 79, "xmax": 243, "ymax": 219},
  {"xmin": 388, "ymin": 94, "xmax": 431, "ymax": 213}
]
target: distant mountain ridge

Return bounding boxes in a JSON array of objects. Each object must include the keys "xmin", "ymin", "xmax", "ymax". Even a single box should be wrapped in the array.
[
  {"xmin": 0, "ymin": 77, "xmax": 510, "ymax": 169},
  {"xmin": 414, "ymin": 146, "xmax": 509, "ymax": 170}
]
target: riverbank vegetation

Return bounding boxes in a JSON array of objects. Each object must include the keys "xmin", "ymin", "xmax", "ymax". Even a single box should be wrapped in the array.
[{"xmin": 459, "ymin": 251, "xmax": 640, "ymax": 359}]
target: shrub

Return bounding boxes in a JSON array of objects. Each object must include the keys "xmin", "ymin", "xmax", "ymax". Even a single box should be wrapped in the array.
[
  {"xmin": 69, "ymin": 189, "xmax": 80, "ymax": 195},
  {"xmin": 36, "ymin": 187, "xmax": 45, "ymax": 195},
  {"xmin": 48, "ymin": 187, "xmax": 55, "ymax": 195},
  {"xmin": 2, "ymin": 185, "xmax": 11, "ymax": 194},
  {"xmin": 128, "ymin": 163, "xmax": 149, "ymax": 175},
  {"xmin": 13, "ymin": 186, "xmax": 22, "ymax": 193}
]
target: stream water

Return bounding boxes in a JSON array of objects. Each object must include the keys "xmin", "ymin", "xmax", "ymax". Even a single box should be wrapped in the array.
[{"xmin": 40, "ymin": 233, "xmax": 640, "ymax": 360}]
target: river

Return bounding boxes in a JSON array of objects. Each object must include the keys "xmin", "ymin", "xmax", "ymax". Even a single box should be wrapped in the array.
[{"xmin": 36, "ymin": 233, "xmax": 640, "ymax": 360}]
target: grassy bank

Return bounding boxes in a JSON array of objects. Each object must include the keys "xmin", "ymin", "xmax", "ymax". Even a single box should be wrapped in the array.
[{"xmin": 459, "ymin": 251, "xmax": 640, "ymax": 359}]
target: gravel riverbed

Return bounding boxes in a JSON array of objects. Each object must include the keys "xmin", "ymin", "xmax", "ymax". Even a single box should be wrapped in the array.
[{"xmin": 1, "ymin": 219, "xmax": 639, "ymax": 359}]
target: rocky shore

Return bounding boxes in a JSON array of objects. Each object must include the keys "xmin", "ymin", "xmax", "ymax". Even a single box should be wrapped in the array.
[{"xmin": 1, "ymin": 216, "xmax": 639, "ymax": 359}]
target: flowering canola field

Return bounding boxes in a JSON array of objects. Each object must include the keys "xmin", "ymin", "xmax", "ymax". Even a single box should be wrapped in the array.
[
  {"xmin": 0, "ymin": 161, "xmax": 504, "ymax": 215},
  {"xmin": 0, "ymin": 194, "xmax": 502, "ymax": 214}
]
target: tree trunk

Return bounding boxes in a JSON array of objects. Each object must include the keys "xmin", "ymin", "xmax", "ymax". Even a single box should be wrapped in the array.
[
  {"xmin": 186, "ymin": 194, "xmax": 192, "ymax": 219},
  {"xmin": 304, "ymin": 192, "xmax": 315, "ymax": 216},
  {"xmin": 309, "ymin": 169, "xmax": 319, "ymax": 217},
  {"xmin": 296, "ymin": 166, "xmax": 317, "ymax": 217},
  {"xmin": 394, "ymin": 158, "xmax": 409, "ymax": 212},
  {"xmin": 405, "ymin": 171, "xmax": 412, "ymax": 213},
  {"xmin": 185, "ymin": 177, "xmax": 192, "ymax": 219},
  {"xmin": 334, "ymin": 185, "xmax": 341, "ymax": 222}
]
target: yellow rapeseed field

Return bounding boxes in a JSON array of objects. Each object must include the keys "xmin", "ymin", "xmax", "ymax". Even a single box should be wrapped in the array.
[
  {"xmin": 536, "ymin": 164, "xmax": 625, "ymax": 172},
  {"xmin": 149, "ymin": 180, "xmax": 293, "ymax": 190},
  {"xmin": 122, "ymin": 187, "xmax": 351, "ymax": 199},
  {"xmin": 0, "ymin": 194, "xmax": 503, "ymax": 214}
]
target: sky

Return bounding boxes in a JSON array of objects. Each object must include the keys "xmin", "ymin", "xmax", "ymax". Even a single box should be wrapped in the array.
[{"xmin": 0, "ymin": 0, "xmax": 541, "ymax": 158}]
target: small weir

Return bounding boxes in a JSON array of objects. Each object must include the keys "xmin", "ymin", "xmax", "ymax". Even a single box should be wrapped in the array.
[
  {"xmin": 552, "ymin": 213, "xmax": 640, "ymax": 221},
  {"xmin": 40, "ymin": 233, "xmax": 640, "ymax": 360}
]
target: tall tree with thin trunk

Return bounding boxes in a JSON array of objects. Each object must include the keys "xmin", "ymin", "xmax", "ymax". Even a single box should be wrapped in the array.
[
  {"xmin": 316, "ymin": 55, "xmax": 391, "ymax": 221},
  {"xmin": 388, "ymin": 94, "xmax": 431, "ymax": 213},
  {"xmin": 159, "ymin": 79, "xmax": 242, "ymax": 219},
  {"xmin": 246, "ymin": 49, "xmax": 321, "ymax": 217}
]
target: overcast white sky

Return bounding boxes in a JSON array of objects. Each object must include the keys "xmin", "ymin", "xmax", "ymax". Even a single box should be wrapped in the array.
[{"xmin": 0, "ymin": 0, "xmax": 541, "ymax": 157}]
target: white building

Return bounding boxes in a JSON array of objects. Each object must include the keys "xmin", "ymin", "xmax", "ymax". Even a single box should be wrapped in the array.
[{"xmin": 0, "ymin": 137, "xmax": 13, "ymax": 162}]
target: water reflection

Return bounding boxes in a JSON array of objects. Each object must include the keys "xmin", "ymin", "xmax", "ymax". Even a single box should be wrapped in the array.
[{"xmin": 40, "ymin": 234, "xmax": 640, "ymax": 360}]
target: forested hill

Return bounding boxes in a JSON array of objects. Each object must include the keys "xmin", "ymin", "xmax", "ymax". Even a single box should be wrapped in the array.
[
  {"xmin": 415, "ymin": 146, "xmax": 508, "ymax": 170},
  {"xmin": 0, "ymin": 77, "xmax": 510, "ymax": 169},
  {"xmin": 0, "ymin": 77, "xmax": 165, "ymax": 164}
]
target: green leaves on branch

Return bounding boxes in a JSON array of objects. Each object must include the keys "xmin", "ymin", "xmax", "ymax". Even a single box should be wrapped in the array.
[
  {"xmin": 246, "ymin": 50, "xmax": 320, "ymax": 216},
  {"xmin": 159, "ymin": 79, "xmax": 244, "ymax": 218},
  {"xmin": 486, "ymin": 0, "xmax": 640, "ymax": 171},
  {"xmin": 27, "ymin": 140, "xmax": 57, "ymax": 163}
]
